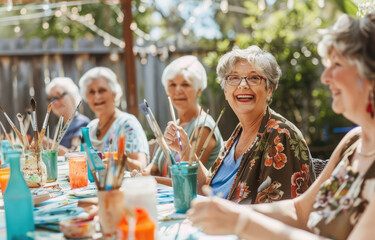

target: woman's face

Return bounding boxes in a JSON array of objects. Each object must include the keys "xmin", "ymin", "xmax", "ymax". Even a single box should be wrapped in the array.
[
  {"xmin": 224, "ymin": 60, "xmax": 273, "ymax": 118},
  {"xmin": 86, "ymin": 78, "xmax": 116, "ymax": 116},
  {"xmin": 321, "ymin": 49, "xmax": 369, "ymax": 121},
  {"xmin": 48, "ymin": 85, "xmax": 75, "ymax": 117},
  {"xmin": 167, "ymin": 74, "xmax": 200, "ymax": 113}
]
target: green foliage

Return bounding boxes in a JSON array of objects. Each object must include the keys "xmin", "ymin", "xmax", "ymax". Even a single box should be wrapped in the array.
[{"xmin": 200, "ymin": 0, "xmax": 356, "ymax": 157}]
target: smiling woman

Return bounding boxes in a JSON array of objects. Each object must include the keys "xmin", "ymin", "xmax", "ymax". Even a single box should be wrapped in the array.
[
  {"xmin": 142, "ymin": 56, "xmax": 224, "ymax": 177},
  {"xmin": 165, "ymin": 46, "xmax": 315, "ymax": 203},
  {"xmin": 45, "ymin": 77, "xmax": 90, "ymax": 155},
  {"xmin": 79, "ymin": 67, "xmax": 149, "ymax": 171}
]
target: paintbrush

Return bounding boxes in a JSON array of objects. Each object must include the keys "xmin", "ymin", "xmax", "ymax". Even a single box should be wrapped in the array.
[
  {"xmin": 0, "ymin": 121, "xmax": 15, "ymax": 150},
  {"xmin": 54, "ymin": 101, "xmax": 82, "ymax": 149},
  {"xmin": 81, "ymin": 138, "xmax": 101, "ymax": 190},
  {"xmin": 38, "ymin": 102, "xmax": 53, "ymax": 148},
  {"xmin": 16, "ymin": 113, "xmax": 30, "ymax": 149},
  {"xmin": 104, "ymin": 138, "xmax": 116, "ymax": 190},
  {"xmin": 51, "ymin": 114, "xmax": 63, "ymax": 151},
  {"xmin": 46, "ymin": 125, "xmax": 49, "ymax": 151},
  {"xmin": 167, "ymin": 96, "xmax": 182, "ymax": 151},
  {"xmin": 0, "ymin": 106, "xmax": 24, "ymax": 146},
  {"xmin": 139, "ymin": 101, "xmax": 175, "ymax": 165},
  {"xmin": 114, "ymin": 128, "xmax": 126, "ymax": 188},
  {"xmin": 24, "ymin": 108, "xmax": 32, "ymax": 135},
  {"xmin": 195, "ymin": 109, "xmax": 209, "ymax": 151},
  {"xmin": 30, "ymin": 98, "xmax": 39, "ymax": 152},
  {"xmin": 198, "ymin": 108, "xmax": 226, "ymax": 160},
  {"xmin": 188, "ymin": 107, "xmax": 203, "ymax": 165}
]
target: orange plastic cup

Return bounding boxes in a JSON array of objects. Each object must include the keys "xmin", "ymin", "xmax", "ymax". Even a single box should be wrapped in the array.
[
  {"xmin": 0, "ymin": 168, "xmax": 11, "ymax": 194},
  {"xmin": 66, "ymin": 152, "xmax": 88, "ymax": 189},
  {"xmin": 117, "ymin": 208, "xmax": 156, "ymax": 240},
  {"xmin": 104, "ymin": 152, "xmax": 118, "ymax": 160}
]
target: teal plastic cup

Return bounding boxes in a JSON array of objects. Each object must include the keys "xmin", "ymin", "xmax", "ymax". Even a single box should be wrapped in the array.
[
  {"xmin": 1, "ymin": 141, "xmax": 22, "ymax": 166},
  {"xmin": 42, "ymin": 150, "xmax": 58, "ymax": 182},
  {"xmin": 170, "ymin": 162, "xmax": 198, "ymax": 213}
]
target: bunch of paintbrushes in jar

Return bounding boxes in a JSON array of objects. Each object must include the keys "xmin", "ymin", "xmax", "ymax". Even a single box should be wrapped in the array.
[
  {"xmin": 0, "ymin": 98, "xmax": 82, "ymax": 187},
  {"xmin": 81, "ymin": 128, "xmax": 128, "ymax": 191}
]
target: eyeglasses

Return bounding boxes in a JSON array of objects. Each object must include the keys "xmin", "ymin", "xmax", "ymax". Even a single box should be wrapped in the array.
[
  {"xmin": 48, "ymin": 92, "xmax": 67, "ymax": 102},
  {"xmin": 225, "ymin": 75, "xmax": 266, "ymax": 86}
]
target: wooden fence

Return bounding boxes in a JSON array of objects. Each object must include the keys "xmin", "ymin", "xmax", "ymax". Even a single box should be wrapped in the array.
[{"xmin": 0, "ymin": 36, "xmax": 237, "ymax": 141}]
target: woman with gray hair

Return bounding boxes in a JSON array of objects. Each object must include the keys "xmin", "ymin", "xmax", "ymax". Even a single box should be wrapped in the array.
[
  {"xmin": 45, "ymin": 77, "xmax": 90, "ymax": 155},
  {"xmin": 79, "ymin": 67, "xmax": 149, "ymax": 171},
  {"xmin": 143, "ymin": 55, "xmax": 223, "ymax": 177},
  {"xmin": 165, "ymin": 46, "xmax": 314, "ymax": 203},
  {"xmin": 187, "ymin": 13, "xmax": 375, "ymax": 240}
]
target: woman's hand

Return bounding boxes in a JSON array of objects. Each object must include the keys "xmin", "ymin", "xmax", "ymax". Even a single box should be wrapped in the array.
[
  {"xmin": 164, "ymin": 121, "xmax": 190, "ymax": 156},
  {"xmin": 187, "ymin": 197, "xmax": 249, "ymax": 236}
]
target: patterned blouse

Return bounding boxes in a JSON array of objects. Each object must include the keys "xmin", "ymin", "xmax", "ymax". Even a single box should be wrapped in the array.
[
  {"xmin": 207, "ymin": 107, "xmax": 315, "ymax": 204},
  {"xmin": 87, "ymin": 111, "xmax": 149, "ymax": 158},
  {"xmin": 307, "ymin": 131, "xmax": 375, "ymax": 240}
]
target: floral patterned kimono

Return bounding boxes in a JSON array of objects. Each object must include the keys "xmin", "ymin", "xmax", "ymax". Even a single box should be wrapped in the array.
[
  {"xmin": 207, "ymin": 107, "xmax": 315, "ymax": 204},
  {"xmin": 307, "ymin": 132, "xmax": 375, "ymax": 240}
]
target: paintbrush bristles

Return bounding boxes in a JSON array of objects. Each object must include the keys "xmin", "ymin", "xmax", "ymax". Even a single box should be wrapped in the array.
[
  {"xmin": 38, "ymin": 102, "xmax": 53, "ymax": 147},
  {"xmin": 198, "ymin": 108, "xmax": 226, "ymax": 160},
  {"xmin": 0, "ymin": 105, "xmax": 24, "ymax": 146},
  {"xmin": 16, "ymin": 113, "xmax": 29, "ymax": 150},
  {"xmin": 30, "ymin": 98, "xmax": 37, "ymax": 111}
]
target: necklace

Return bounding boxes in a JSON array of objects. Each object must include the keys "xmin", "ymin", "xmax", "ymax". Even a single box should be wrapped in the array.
[
  {"xmin": 96, "ymin": 111, "xmax": 116, "ymax": 138},
  {"xmin": 357, "ymin": 140, "xmax": 375, "ymax": 158}
]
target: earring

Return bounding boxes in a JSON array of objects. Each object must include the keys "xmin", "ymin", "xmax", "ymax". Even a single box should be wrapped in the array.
[{"xmin": 366, "ymin": 88, "xmax": 375, "ymax": 119}]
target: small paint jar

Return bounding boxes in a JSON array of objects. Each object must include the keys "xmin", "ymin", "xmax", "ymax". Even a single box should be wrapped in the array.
[{"xmin": 59, "ymin": 217, "xmax": 97, "ymax": 239}]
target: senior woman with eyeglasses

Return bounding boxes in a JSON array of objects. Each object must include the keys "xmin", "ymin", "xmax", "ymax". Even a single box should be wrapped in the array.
[
  {"xmin": 187, "ymin": 13, "xmax": 375, "ymax": 240},
  {"xmin": 45, "ymin": 77, "xmax": 90, "ymax": 155},
  {"xmin": 143, "ymin": 55, "xmax": 224, "ymax": 177},
  {"xmin": 165, "ymin": 46, "xmax": 315, "ymax": 203},
  {"xmin": 79, "ymin": 67, "xmax": 149, "ymax": 171}
]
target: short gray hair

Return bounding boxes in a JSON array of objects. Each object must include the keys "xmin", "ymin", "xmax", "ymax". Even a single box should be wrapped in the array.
[
  {"xmin": 45, "ymin": 77, "xmax": 81, "ymax": 106},
  {"xmin": 216, "ymin": 45, "xmax": 282, "ymax": 91},
  {"xmin": 318, "ymin": 13, "xmax": 375, "ymax": 81},
  {"xmin": 79, "ymin": 67, "xmax": 123, "ymax": 107},
  {"xmin": 161, "ymin": 55, "xmax": 207, "ymax": 93}
]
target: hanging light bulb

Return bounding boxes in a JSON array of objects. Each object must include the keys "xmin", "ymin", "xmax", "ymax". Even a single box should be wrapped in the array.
[
  {"xmin": 220, "ymin": 0, "xmax": 229, "ymax": 13},
  {"xmin": 258, "ymin": 0, "xmax": 266, "ymax": 11},
  {"xmin": 7, "ymin": 0, "xmax": 13, "ymax": 11},
  {"xmin": 43, "ymin": 0, "xmax": 52, "ymax": 16}
]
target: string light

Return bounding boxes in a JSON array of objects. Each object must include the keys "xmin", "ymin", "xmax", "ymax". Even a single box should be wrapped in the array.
[
  {"xmin": 7, "ymin": 0, "xmax": 13, "ymax": 11},
  {"xmin": 355, "ymin": 0, "xmax": 375, "ymax": 16}
]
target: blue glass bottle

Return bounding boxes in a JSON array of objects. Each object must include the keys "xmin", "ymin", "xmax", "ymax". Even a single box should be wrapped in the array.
[
  {"xmin": 81, "ymin": 127, "xmax": 94, "ymax": 182},
  {"xmin": 3, "ymin": 149, "xmax": 35, "ymax": 240}
]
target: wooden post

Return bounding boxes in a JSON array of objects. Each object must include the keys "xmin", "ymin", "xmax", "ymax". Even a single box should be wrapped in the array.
[{"xmin": 121, "ymin": 0, "xmax": 138, "ymax": 117}]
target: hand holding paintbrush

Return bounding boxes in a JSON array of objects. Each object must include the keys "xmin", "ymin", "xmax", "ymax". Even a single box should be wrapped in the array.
[{"xmin": 167, "ymin": 96, "xmax": 183, "ymax": 151}]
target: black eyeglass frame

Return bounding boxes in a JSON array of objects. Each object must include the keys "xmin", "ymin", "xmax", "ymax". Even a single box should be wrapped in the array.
[{"xmin": 48, "ymin": 92, "xmax": 67, "ymax": 102}]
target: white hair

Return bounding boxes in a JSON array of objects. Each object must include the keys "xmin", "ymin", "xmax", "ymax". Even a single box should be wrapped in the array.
[
  {"xmin": 216, "ymin": 45, "xmax": 282, "ymax": 91},
  {"xmin": 45, "ymin": 77, "xmax": 81, "ymax": 106},
  {"xmin": 318, "ymin": 13, "xmax": 375, "ymax": 81},
  {"xmin": 79, "ymin": 67, "xmax": 123, "ymax": 107},
  {"xmin": 161, "ymin": 55, "xmax": 207, "ymax": 93}
]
